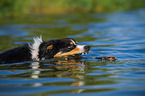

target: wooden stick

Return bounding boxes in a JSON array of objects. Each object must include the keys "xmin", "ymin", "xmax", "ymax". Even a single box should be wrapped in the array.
[{"xmin": 94, "ymin": 57, "xmax": 116, "ymax": 61}]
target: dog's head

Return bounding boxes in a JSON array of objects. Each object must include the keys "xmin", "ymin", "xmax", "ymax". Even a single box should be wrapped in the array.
[{"xmin": 30, "ymin": 37, "xmax": 90, "ymax": 60}]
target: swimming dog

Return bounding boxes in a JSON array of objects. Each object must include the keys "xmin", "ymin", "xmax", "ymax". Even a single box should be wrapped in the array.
[{"xmin": 0, "ymin": 37, "xmax": 90, "ymax": 64}]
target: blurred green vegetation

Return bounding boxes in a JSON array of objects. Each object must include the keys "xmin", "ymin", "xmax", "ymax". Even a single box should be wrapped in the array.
[{"xmin": 0, "ymin": 0, "xmax": 145, "ymax": 17}]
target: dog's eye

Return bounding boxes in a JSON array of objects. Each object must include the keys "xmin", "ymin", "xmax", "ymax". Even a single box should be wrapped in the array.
[{"xmin": 68, "ymin": 45, "xmax": 76, "ymax": 49}]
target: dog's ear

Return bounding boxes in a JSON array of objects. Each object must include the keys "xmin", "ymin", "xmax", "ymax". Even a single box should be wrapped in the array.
[
  {"xmin": 38, "ymin": 41, "xmax": 56, "ymax": 60},
  {"xmin": 47, "ymin": 44, "xmax": 53, "ymax": 50}
]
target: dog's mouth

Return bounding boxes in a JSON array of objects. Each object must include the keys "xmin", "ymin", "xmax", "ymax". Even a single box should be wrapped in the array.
[
  {"xmin": 54, "ymin": 45, "xmax": 90, "ymax": 58},
  {"xmin": 69, "ymin": 51, "xmax": 89, "ymax": 56},
  {"xmin": 67, "ymin": 52, "xmax": 90, "ymax": 59}
]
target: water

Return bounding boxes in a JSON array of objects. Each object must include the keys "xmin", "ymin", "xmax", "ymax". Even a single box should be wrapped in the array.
[{"xmin": 0, "ymin": 9, "xmax": 145, "ymax": 96}]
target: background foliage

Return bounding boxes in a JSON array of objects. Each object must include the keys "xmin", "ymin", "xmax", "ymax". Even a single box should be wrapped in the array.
[{"xmin": 0, "ymin": 0, "xmax": 145, "ymax": 17}]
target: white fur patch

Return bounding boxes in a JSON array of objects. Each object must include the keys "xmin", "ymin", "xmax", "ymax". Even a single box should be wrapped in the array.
[
  {"xmin": 77, "ymin": 45, "xmax": 86, "ymax": 53},
  {"xmin": 71, "ymin": 39, "xmax": 77, "ymax": 45},
  {"xmin": 30, "ymin": 36, "xmax": 43, "ymax": 61}
]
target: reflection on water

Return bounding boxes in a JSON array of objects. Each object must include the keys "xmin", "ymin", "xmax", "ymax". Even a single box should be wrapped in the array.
[
  {"xmin": 30, "ymin": 59, "xmax": 87, "ymax": 93},
  {"xmin": 0, "ymin": 57, "xmax": 118, "ymax": 95},
  {"xmin": 0, "ymin": 9, "xmax": 145, "ymax": 96},
  {"xmin": 0, "ymin": 59, "xmax": 93, "ymax": 94}
]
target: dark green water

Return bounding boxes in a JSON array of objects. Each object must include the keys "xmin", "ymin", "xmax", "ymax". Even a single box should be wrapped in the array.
[{"xmin": 0, "ymin": 9, "xmax": 145, "ymax": 96}]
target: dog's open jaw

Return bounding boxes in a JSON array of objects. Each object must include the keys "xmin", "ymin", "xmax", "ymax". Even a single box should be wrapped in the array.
[
  {"xmin": 54, "ymin": 45, "xmax": 89, "ymax": 57},
  {"xmin": 30, "ymin": 36, "xmax": 43, "ymax": 60},
  {"xmin": 54, "ymin": 38, "xmax": 89, "ymax": 58}
]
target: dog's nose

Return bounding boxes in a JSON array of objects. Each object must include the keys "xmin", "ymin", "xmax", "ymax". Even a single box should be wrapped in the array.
[{"xmin": 84, "ymin": 45, "xmax": 90, "ymax": 51}]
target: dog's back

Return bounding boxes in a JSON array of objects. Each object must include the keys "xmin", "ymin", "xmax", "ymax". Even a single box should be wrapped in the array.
[{"xmin": 0, "ymin": 44, "xmax": 31, "ymax": 64}]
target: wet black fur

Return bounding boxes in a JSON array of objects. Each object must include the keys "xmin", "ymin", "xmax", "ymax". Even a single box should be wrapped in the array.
[
  {"xmin": 0, "ymin": 44, "xmax": 31, "ymax": 64},
  {"xmin": 0, "ymin": 38, "xmax": 76, "ymax": 64}
]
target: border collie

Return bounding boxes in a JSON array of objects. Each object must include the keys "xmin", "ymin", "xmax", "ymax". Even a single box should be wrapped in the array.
[{"xmin": 0, "ymin": 37, "xmax": 90, "ymax": 64}]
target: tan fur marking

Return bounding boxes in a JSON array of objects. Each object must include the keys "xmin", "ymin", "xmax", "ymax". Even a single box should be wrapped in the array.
[
  {"xmin": 54, "ymin": 47, "xmax": 80, "ymax": 57},
  {"xmin": 47, "ymin": 44, "xmax": 53, "ymax": 50}
]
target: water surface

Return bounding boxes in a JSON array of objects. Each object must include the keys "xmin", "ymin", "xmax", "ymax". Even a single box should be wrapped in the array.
[{"xmin": 0, "ymin": 9, "xmax": 145, "ymax": 96}]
